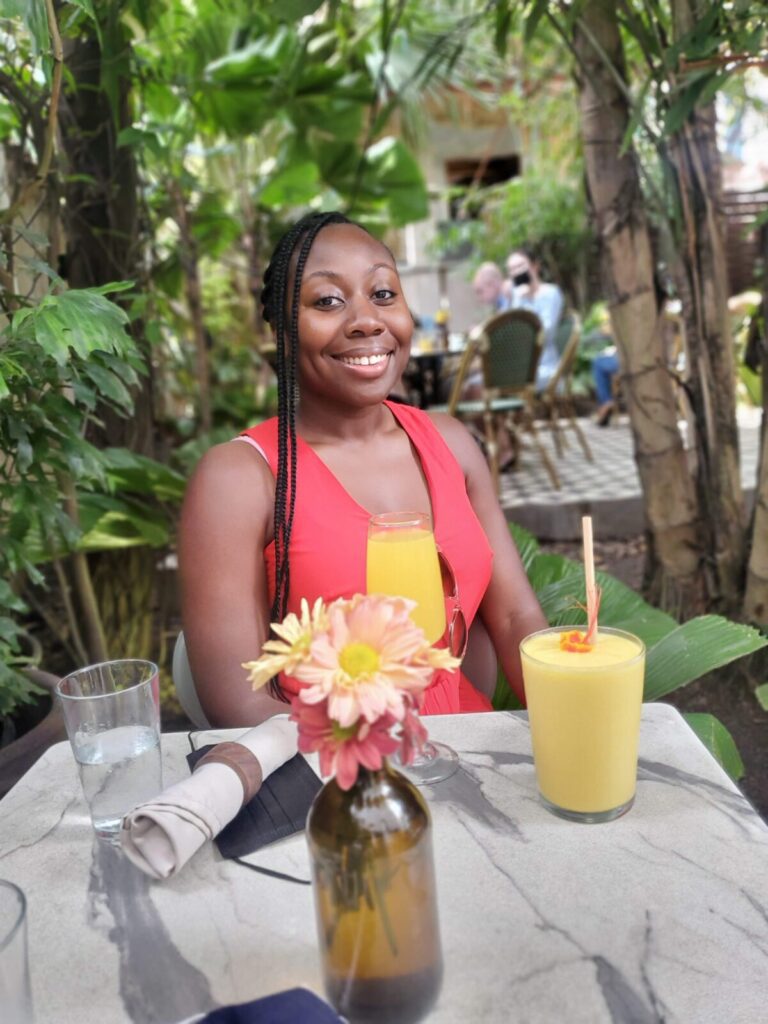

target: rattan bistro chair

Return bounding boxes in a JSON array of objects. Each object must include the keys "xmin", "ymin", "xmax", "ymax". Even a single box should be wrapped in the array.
[
  {"xmin": 446, "ymin": 308, "xmax": 560, "ymax": 491},
  {"xmin": 541, "ymin": 312, "xmax": 593, "ymax": 462}
]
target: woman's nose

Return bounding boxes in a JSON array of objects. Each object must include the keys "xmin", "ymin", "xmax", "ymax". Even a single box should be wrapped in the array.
[{"xmin": 344, "ymin": 297, "xmax": 384, "ymax": 336}]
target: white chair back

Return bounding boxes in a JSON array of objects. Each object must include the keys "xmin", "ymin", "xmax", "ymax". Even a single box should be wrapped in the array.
[{"xmin": 171, "ymin": 632, "xmax": 212, "ymax": 729}]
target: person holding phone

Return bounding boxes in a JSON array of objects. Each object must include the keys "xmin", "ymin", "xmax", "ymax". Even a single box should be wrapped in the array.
[{"xmin": 506, "ymin": 249, "xmax": 564, "ymax": 390}]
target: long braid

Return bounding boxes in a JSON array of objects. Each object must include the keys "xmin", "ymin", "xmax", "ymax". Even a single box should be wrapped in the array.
[{"xmin": 260, "ymin": 211, "xmax": 351, "ymax": 696}]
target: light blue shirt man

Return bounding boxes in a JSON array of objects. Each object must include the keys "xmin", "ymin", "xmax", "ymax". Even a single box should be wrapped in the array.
[{"xmin": 506, "ymin": 251, "xmax": 564, "ymax": 391}]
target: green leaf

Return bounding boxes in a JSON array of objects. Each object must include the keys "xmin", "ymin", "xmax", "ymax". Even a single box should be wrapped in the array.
[
  {"xmin": 100, "ymin": 448, "xmax": 186, "ymax": 502},
  {"xmin": 508, "ymin": 521, "xmax": 540, "ymax": 573},
  {"xmin": 77, "ymin": 498, "xmax": 170, "ymax": 550},
  {"xmin": 363, "ymin": 137, "xmax": 428, "ymax": 225},
  {"xmin": 82, "ymin": 363, "xmax": 132, "ymax": 411},
  {"xmin": 524, "ymin": 0, "xmax": 548, "ymax": 43},
  {"xmin": 755, "ymin": 683, "xmax": 768, "ymax": 712},
  {"xmin": 0, "ymin": 1, "xmax": 26, "ymax": 17},
  {"xmin": 117, "ymin": 125, "xmax": 164, "ymax": 159},
  {"xmin": 259, "ymin": 160, "xmax": 321, "ymax": 207},
  {"xmin": 593, "ymin": 573, "xmax": 678, "ymax": 650},
  {"xmin": 682, "ymin": 713, "xmax": 745, "ymax": 781},
  {"xmin": 644, "ymin": 616, "xmax": 768, "ymax": 702},
  {"xmin": 204, "ymin": 28, "xmax": 298, "ymax": 86},
  {"xmin": 67, "ymin": 0, "xmax": 97, "ymax": 20}
]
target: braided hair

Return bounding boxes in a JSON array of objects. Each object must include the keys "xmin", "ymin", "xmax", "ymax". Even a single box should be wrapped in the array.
[{"xmin": 260, "ymin": 210, "xmax": 354, "ymax": 646}]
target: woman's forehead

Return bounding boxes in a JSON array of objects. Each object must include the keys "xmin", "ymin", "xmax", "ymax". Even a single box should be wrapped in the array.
[{"xmin": 304, "ymin": 223, "xmax": 395, "ymax": 271}]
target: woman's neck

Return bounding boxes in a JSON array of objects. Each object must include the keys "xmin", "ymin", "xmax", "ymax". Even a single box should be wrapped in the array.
[{"xmin": 296, "ymin": 396, "xmax": 395, "ymax": 446}]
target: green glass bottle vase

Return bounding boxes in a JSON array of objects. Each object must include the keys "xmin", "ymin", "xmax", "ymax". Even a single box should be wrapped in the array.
[{"xmin": 306, "ymin": 761, "xmax": 443, "ymax": 1024}]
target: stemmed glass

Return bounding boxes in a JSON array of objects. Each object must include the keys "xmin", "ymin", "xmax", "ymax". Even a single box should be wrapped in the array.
[{"xmin": 366, "ymin": 511, "xmax": 461, "ymax": 784}]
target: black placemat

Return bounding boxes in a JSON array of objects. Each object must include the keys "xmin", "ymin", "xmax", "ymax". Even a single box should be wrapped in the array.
[
  {"xmin": 200, "ymin": 987, "xmax": 344, "ymax": 1023},
  {"xmin": 186, "ymin": 746, "xmax": 322, "ymax": 859}
]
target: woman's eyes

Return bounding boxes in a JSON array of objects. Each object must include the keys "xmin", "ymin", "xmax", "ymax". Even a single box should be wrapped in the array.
[{"xmin": 312, "ymin": 287, "xmax": 398, "ymax": 308}]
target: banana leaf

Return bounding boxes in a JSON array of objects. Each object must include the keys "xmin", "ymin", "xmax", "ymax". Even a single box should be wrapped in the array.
[
  {"xmin": 682, "ymin": 713, "xmax": 745, "ymax": 781},
  {"xmin": 644, "ymin": 616, "xmax": 767, "ymax": 701}
]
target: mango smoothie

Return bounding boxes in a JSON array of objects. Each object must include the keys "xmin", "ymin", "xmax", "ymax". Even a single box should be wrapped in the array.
[{"xmin": 521, "ymin": 627, "xmax": 645, "ymax": 822}]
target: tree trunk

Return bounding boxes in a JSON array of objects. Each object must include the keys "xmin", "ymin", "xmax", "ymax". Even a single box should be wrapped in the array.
[
  {"xmin": 743, "ymin": 224, "xmax": 768, "ymax": 625},
  {"xmin": 57, "ymin": 24, "xmax": 159, "ymax": 662},
  {"xmin": 573, "ymin": 0, "xmax": 708, "ymax": 617},
  {"xmin": 59, "ymin": 29, "xmax": 156, "ymax": 458},
  {"xmin": 666, "ymin": 0, "xmax": 745, "ymax": 613},
  {"xmin": 169, "ymin": 181, "xmax": 212, "ymax": 432}
]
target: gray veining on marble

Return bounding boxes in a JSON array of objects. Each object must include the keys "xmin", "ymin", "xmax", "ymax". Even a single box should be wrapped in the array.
[{"xmin": 0, "ymin": 704, "xmax": 766, "ymax": 1024}]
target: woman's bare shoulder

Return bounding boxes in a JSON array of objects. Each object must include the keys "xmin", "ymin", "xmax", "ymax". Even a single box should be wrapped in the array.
[
  {"xmin": 427, "ymin": 411, "xmax": 485, "ymax": 473},
  {"xmin": 183, "ymin": 439, "xmax": 275, "ymax": 532}
]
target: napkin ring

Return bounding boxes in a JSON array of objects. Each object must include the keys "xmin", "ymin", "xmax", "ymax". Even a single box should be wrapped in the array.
[{"xmin": 195, "ymin": 742, "xmax": 264, "ymax": 804}]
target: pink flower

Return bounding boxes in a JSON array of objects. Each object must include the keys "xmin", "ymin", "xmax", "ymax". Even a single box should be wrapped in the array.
[
  {"xmin": 291, "ymin": 699, "xmax": 400, "ymax": 790},
  {"xmin": 292, "ymin": 594, "xmax": 455, "ymax": 727}
]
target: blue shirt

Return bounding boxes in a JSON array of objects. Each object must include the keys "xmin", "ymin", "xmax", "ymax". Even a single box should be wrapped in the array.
[{"xmin": 510, "ymin": 282, "xmax": 564, "ymax": 389}]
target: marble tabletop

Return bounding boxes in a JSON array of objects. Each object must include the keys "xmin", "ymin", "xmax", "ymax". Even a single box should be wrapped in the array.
[{"xmin": 1, "ymin": 704, "xmax": 767, "ymax": 1024}]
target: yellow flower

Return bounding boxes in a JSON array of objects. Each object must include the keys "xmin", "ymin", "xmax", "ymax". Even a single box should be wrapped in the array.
[{"xmin": 243, "ymin": 597, "xmax": 328, "ymax": 691}]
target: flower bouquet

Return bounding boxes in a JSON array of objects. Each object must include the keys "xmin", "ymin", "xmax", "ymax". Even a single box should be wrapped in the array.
[
  {"xmin": 244, "ymin": 593, "xmax": 459, "ymax": 788},
  {"xmin": 244, "ymin": 594, "xmax": 457, "ymax": 1024}
]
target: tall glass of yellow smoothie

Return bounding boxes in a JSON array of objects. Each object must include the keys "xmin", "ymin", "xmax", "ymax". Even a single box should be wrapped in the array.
[{"xmin": 520, "ymin": 626, "xmax": 645, "ymax": 823}]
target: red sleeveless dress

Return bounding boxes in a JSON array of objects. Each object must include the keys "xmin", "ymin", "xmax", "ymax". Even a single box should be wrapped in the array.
[{"xmin": 241, "ymin": 401, "xmax": 493, "ymax": 714}]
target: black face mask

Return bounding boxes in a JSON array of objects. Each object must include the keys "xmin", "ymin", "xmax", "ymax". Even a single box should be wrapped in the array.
[{"xmin": 512, "ymin": 271, "xmax": 532, "ymax": 287}]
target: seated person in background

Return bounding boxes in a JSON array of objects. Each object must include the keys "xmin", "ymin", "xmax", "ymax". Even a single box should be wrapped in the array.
[
  {"xmin": 179, "ymin": 211, "xmax": 547, "ymax": 727},
  {"xmin": 592, "ymin": 346, "xmax": 620, "ymax": 426},
  {"xmin": 472, "ymin": 262, "xmax": 511, "ymax": 313},
  {"xmin": 506, "ymin": 249, "xmax": 564, "ymax": 390}
]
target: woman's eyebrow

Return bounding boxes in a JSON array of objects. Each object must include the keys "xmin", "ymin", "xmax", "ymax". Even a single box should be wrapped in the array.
[
  {"xmin": 305, "ymin": 269, "xmax": 342, "ymax": 281},
  {"xmin": 305, "ymin": 262, "xmax": 395, "ymax": 282}
]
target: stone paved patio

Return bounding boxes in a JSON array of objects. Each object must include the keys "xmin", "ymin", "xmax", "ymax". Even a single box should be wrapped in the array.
[{"xmin": 499, "ymin": 407, "xmax": 762, "ymax": 541}]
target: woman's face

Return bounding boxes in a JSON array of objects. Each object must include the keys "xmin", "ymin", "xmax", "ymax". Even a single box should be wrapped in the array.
[{"xmin": 293, "ymin": 223, "xmax": 413, "ymax": 406}]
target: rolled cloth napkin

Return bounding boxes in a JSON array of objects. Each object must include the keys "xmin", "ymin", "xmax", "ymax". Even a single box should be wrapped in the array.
[{"xmin": 120, "ymin": 715, "xmax": 298, "ymax": 880}]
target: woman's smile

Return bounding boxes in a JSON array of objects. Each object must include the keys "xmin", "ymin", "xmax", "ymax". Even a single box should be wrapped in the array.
[{"xmin": 331, "ymin": 349, "xmax": 393, "ymax": 376}]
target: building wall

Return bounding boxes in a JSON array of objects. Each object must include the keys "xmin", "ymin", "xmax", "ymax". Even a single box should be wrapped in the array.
[{"xmin": 394, "ymin": 98, "xmax": 522, "ymax": 335}]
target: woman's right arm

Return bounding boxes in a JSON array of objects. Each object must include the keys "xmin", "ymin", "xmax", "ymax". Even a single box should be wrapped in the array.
[{"xmin": 178, "ymin": 441, "xmax": 284, "ymax": 727}]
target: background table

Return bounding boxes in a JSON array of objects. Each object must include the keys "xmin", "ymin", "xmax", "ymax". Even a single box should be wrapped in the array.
[{"xmin": 1, "ymin": 705, "xmax": 767, "ymax": 1023}]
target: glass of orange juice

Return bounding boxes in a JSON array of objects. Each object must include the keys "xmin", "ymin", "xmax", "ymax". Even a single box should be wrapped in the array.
[
  {"xmin": 367, "ymin": 512, "xmax": 458, "ymax": 784},
  {"xmin": 520, "ymin": 626, "xmax": 645, "ymax": 823}
]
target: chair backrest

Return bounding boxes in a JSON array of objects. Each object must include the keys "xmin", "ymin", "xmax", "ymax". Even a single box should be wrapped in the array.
[
  {"xmin": 543, "ymin": 312, "xmax": 581, "ymax": 396},
  {"xmin": 172, "ymin": 632, "xmax": 212, "ymax": 729},
  {"xmin": 480, "ymin": 308, "xmax": 543, "ymax": 392},
  {"xmin": 446, "ymin": 336, "xmax": 481, "ymax": 414},
  {"xmin": 552, "ymin": 312, "xmax": 577, "ymax": 358}
]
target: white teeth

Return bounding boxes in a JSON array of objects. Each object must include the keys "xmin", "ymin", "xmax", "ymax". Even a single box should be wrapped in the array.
[{"xmin": 338, "ymin": 353, "xmax": 388, "ymax": 366}]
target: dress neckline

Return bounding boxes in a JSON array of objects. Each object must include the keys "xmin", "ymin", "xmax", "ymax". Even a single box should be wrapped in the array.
[{"xmin": 294, "ymin": 401, "xmax": 438, "ymax": 528}]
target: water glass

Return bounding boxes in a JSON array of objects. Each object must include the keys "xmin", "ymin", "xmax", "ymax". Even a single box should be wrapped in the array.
[
  {"xmin": 56, "ymin": 660, "xmax": 162, "ymax": 841},
  {"xmin": 0, "ymin": 880, "xmax": 34, "ymax": 1023}
]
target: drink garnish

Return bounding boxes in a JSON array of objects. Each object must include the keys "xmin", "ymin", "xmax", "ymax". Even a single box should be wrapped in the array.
[{"xmin": 559, "ymin": 630, "xmax": 593, "ymax": 652}]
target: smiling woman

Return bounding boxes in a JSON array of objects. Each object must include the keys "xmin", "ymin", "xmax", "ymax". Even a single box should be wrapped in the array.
[{"xmin": 178, "ymin": 211, "xmax": 546, "ymax": 729}]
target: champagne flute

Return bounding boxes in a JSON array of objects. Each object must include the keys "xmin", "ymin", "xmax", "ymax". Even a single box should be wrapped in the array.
[{"xmin": 367, "ymin": 511, "xmax": 460, "ymax": 784}]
